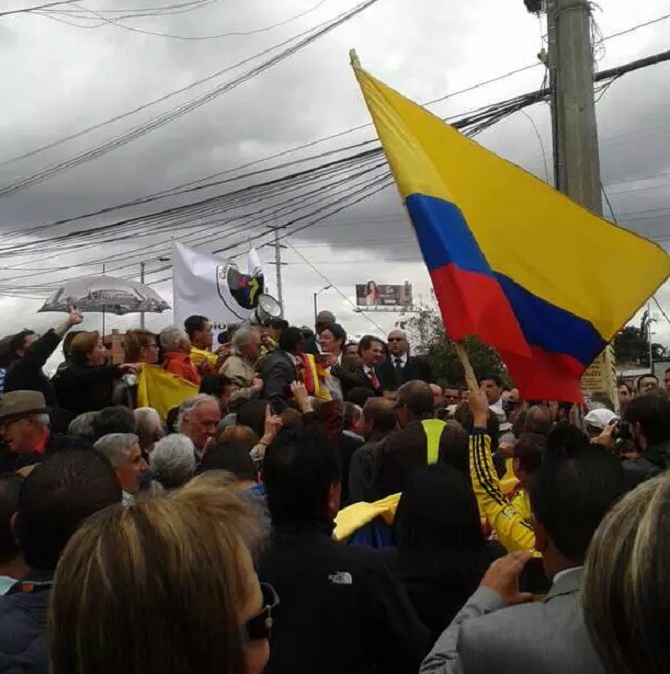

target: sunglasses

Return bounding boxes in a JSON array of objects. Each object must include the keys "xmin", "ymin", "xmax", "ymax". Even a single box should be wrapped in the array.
[
  {"xmin": 387, "ymin": 337, "xmax": 404, "ymax": 343},
  {"xmin": 242, "ymin": 582, "xmax": 279, "ymax": 642}
]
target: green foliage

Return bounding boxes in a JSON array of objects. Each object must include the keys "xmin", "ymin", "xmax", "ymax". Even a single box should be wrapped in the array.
[
  {"xmin": 613, "ymin": 325, "xmax": 668, "ymax": 366},
  {"xmin": 406, "ymin": 305, "xmax": 510, "ymax": 386}
]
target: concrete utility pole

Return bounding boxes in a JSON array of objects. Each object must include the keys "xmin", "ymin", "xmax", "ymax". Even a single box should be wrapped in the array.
[
  {"xmin": 548, "ymin": 0, "xmax": 603, "ymax": 214},
  {"xmin": 547, "ymin": 0, "xmax": 615, "ymax": 399},
  {"xmin": 140, "ymin": 261, "xmax": 146, "ymax": 329},
  {"xmin": 273, "ymin": 228, "xmax": 284, "ymax": 312}
]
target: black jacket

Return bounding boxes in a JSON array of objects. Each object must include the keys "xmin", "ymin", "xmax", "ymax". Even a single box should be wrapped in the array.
[
  {"xmin": 260, "ymin": 351, "xmax": 298, "ymax": 414},
  {"xmin": 378, "ymin": 356, "xmax": 433, "ymax": 389},
  {"xmin": 332, "ymin": 365, "xmax": 382, "ymax": 398},
  {"xmin": 258, "ymin": 521, "xmax": 429, "ymax": 674},
  {"xmin": 0, "ymin": 569, "xmax": 52, "ymax": 674},
  {"xmin": 622, "ymin": 439, "xmax": 670, "ymax": 486},
  {"xmin": 4, "ymin": 330, "xmax": 62, "ymax": 407},
  {"xmin": 382, "ymin": 545, "xmax": 501, "ymax": 645},
  {"xmin": 52, "ymin": 363, "xmax": 121, "ymax": 415},
  {"xmin": 348, "ymin": 430, "xmax": 395, "ymax": 504}
]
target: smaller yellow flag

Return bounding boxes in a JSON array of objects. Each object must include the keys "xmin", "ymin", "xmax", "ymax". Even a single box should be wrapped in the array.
[{"xmin": 137, "ymin": 365, "xmax": 199, "ymax": 422}]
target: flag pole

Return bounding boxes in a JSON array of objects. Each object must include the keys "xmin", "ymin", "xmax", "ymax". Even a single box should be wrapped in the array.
[
  {"xmin": 349, "ymin": 49, "xmax": 360, "ymax": 68},
  {"xmin": 453, "ymin": 340, "xmax": 478, "ymax": 391}
]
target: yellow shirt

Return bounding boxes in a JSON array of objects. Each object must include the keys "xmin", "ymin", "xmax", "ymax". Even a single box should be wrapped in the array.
[{"xmin": 190, "ymin": 347, "xmax": 217, "ymax": 370}]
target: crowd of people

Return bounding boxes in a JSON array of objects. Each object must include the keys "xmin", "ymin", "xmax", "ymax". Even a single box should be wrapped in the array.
[{"xmin": 0, "ymin": 305, "xmax": 668, "ymax": 673}]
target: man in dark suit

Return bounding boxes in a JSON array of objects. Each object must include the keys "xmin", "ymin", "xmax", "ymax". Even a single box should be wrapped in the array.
[
  {"xmin": 355, "ymin": 335, "xmax": 385, "ymax": 396},
  {"xmin": 260, "ymin": 327, "xmax": 302, "ymax": 413},
  {"xmin": 379, "ymin": 330, "xmax": 432, "ymax": 390}
]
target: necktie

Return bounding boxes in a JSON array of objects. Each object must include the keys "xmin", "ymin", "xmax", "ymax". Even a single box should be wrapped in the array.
[
  {"xmin": 368, "ymin": 369, "xmax": 380, "ymax": 390},
  {"xmin": 394, "ymin": 357, "xmax": 403, "ymax": 386}
]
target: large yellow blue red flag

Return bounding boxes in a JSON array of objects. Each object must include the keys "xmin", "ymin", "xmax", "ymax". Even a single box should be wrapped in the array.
[{"xmin": 352, "ymin": 56, "xmax": 670, "ymax": 401}]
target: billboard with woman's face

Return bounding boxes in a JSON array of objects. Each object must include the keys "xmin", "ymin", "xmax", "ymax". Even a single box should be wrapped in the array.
[{"xmin": 355, "ymin": 280, "xmax": 413, "ymax": 307}]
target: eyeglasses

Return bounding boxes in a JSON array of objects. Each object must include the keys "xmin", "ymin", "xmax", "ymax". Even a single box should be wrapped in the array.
[{"xmin": 242, "ymin": 582, "xmax": 279, "ymax": 642}]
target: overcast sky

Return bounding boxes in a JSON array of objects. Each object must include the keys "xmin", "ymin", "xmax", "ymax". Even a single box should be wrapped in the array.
[{"xmin": 1, "ymin": 0, "xmax": 669, "ymax": 355}]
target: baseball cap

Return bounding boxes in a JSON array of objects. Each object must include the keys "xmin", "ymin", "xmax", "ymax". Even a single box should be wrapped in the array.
[{"xmin": 584, "ymin": 408, "xmax": 618, "ymax": 430}]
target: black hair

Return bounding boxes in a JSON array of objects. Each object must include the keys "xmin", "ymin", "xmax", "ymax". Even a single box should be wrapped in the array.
[
  {"xmin": 318, "ymin": 323, "xmax": 347, "ymax": 348},
  {"xmin": 235, "ymin": 399, "xmax": 269, "ymax": 440},
  {"xmin": 16, "ymin": 449, "xmax": 122, "ymax": 570},
  {"xmin": 358, "ymin": 334, "xmax": 384, "ymax": 354},
  {"xmin": 637, "ymin": 374, "xmax": 659, "ymax": 388},
  {"xmin": 346, "ymin": 387, "xmax": 375, "ymax": 407},
  {"xmin": 514, "ymin": 432, "xmax": 546, "ymax": 475},
  {"xmin": 624, "ymin": 391, "xmax": 670, "ymax": 447},
  {"xmin": 617, "ymin": 380, "xmax": 633, "ymax": 392},
  {"xmin": 479, "ymin": 373, "xmax": 502, "ymax": 388},
  {"xmin": 199, "ymin": 374, "xmax": 232, "ymax": 399},
  {"xmin": 278, "ymin": 327, "xmax": 304, "ymax": 354},
  {"xmin": 394, "ymin": 464, "xmax": 484, "ymax": 554},
  {"xmin": 263, "ymin": 426, "xmax": 341, "ymax": 525},
  {"xmin": 397, "ymin": 380, "xmax": 435, "ymax": 419},
  {"xmin": 529, "ymin": 425, "xmax": 626, "ymax": 562},
  {"xmin": 165, "ymin": 406, "xmax": 180, "ymax": 435},
  {"xmin": 264, "ymin": 318, "xmax": 289, "ymax": 332},
  {"xmin": 362, "ymin": 401, "xmax": 397, "ymax": 433},
  {"xmin": 454, "ymin": 403, "xmax": 501, "ymax": 452},
  {"xmin": 184, "ymin": 315, "xmax": 209, "ymax": 341},
  {"xmin": 0, "ymin": 330, "xmax": 36, "ymax": 368},
  {"xmin": 93, "ymin": 406, "xmax": 136, "ymax": 440},
  {"xmin": 0, "ymin": 475, "xmax": 22, "ymax": 565},
  {"xmin": 437, "ymin": 422, "xmax": 470, "ymax": 478},
  {"xmin": 197, "ymin": 441, "xmax": 256, "ymax": 482}
]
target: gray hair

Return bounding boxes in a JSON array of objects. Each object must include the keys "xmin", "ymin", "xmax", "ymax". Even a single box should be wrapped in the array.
[
  {"xmin": 30, "ymin": 413, "xmax": 50, "ymax": 429},
  {"xmin": 68, "ymin": 411, "xmax": 99, "ymax": 442},
  {"xmin": 177, "ymin": 394, "xmax": 218, "ymax": 431},
  {"xmin": 232, "ymin": 325, "xmax": 258, "ymax": 351},
  {"xmin": 94, "ymin": 433, "xmax": 139, "ymax": 467},
  {"xmin": 159, "ymin": 325, "xmax": 189, "ymax": 352},
  {"xmin": 150, "ymin": 434, "xmax": 196, "ymax": 489},
  {"xmin": 134, "ymin": 407, "xmax": 162, "ymax": 449}
]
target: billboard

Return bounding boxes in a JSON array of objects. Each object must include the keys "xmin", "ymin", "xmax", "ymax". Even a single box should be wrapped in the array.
[{"xmin": 356, "ymin": 281, "xmax": 413, "ymax": 307}]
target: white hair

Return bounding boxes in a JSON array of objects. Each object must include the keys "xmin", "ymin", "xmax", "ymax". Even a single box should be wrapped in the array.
[
  {"xmin": 150, "ymin": 434, "xmax": 196, "ymax": 489},
  {"xmin": 94, "ymin": 433, "xmax": 139, "ymax": 467},
  {"xmin": 159, "ymin": 325, "xmax": 189, "ymax": 352},
  {"xmin": 232, "ymin": 325, "xmax": 258, "ymax": 350},
  {"xmin": 30, "ymin": 413, "xmax": 50, "ymax": 429},
  {"xmin": 177, "ymin": 394, "xmax": 218, "ymax": 431},
  {"xmin": 134, "ymin": 407, "xmax": 162, "ymax": 449}
]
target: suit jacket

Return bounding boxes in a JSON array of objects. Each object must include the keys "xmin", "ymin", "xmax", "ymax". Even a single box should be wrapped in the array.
[
  {"xmin": 260, "ymin": 350, "xmax": 298, "ymax": 413},
  {"xmin": 420, "ymin": 567, "xmax": 604, "ymax": 674},
  {"xmin": 379, "ymin": 355, "xmax": 432, "ymax": 389},
  {"xmin": 332, "ymin": 365, "xmax": 382, "ymax": 398}
]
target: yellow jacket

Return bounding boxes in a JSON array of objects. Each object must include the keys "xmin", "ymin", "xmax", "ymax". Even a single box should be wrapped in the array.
[{"xmin": 470, "ymin": 431, "xmax": 535, "ymax": 552}]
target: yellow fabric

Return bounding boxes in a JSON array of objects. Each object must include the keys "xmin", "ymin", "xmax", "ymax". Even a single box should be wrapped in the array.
[
  {"xmin": 469, "ymin": 432, "xmax": 536, "ymax": 553},
  {"xmin": 304, "ymin": 353, "xmax": 332, "ymax": 402},
  {"xmin": 352, "ymin": 64, "xmax": 670, "ymax": 340},
  {"xmin": 190, "ymin": 347, "xmax": 217, "ymax": 369},
  {"xmin": 421, "ymin": 418, "xmax": 446, "ymax": 465},
  {"xmin": 500, "ymin": 457, "xmax": 520, "ymax": 495},
  {"xmin": 510, "ymin": 487, "xmax": 532, "ymax": 525},
  {"xmin": 137, "ymin": 364, "xmax": 199, "ymax": 422},
  {"xmin": 334, "ymin": 493, "xmax": 400, "ymax": 542}
]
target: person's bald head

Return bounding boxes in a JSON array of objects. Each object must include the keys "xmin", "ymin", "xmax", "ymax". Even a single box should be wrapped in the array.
[
  {"xmin": 430, "ymin": 383, "xmax": 444, "ymax": 410},
  {"xmin": 387, "ymin": 329, "xmax": 408, "ymax": 356}
]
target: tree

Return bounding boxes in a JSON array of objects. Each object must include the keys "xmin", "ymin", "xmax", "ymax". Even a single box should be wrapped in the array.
[
  {"xmin": 613, "ymin": 325, "xmax": 669, "ymax": 367},
  {"xmin": 406, "ymin": 305, "xmax": 509, "ymax": 386}
]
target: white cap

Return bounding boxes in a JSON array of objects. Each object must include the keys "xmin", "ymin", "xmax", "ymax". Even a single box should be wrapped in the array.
[{"xmin": 584, "ymin": 408, "xmax": 618, "ymax": 430}]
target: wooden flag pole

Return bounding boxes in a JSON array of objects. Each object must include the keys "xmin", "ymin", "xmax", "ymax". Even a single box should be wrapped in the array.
[{"xmin": 454, "ymin": 340, "xmax": 479, "ymax": 391}]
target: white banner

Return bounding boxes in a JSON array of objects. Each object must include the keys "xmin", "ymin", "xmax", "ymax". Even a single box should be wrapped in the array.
[{"xmin": 172, "ymin": 242, "xmax": 265, "ymax": 332}]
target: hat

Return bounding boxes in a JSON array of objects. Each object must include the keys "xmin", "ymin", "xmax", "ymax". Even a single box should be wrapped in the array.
[
  {"xmin": 0, "ymin": 391, "xmax": 48, "ymax": 423},
  {"xmin": 584, "ymin": 408, "xmax": 618, "ymax": 430},
  {"xmin": 316, "ymin": 310, "xmax": 336, "ymax": 325}
]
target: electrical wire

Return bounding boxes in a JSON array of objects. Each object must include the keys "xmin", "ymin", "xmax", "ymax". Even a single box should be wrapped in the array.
[{"xmin": 0, "ymin": 0, "xmax": 79, "ymax": 18}]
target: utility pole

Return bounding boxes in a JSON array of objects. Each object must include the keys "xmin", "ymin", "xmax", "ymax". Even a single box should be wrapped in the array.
[
  {"xmin": 140, "ymin": 261, "xmax": 146, "ymax": 329},
  {"xmin": 546, "ymin": 0, "xmax": 614, "ymax": 401},
  {"xmin": 274, "ymin": 228, "xmax": 284, "ymax": 312},
  {"xmin": 549, "ymin": 0, "xmax": 603, "ymax": 214}
]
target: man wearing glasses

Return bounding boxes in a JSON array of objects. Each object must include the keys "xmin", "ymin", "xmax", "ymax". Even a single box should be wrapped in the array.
[{"xmin": 379, "ymin": 329, "xmax": 433, "ymax": 390}]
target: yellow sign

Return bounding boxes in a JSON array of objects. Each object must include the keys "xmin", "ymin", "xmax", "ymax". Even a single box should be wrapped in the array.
[{"xmin": 581, "ymin": 346, "xmax": 617, "ymax": 402}]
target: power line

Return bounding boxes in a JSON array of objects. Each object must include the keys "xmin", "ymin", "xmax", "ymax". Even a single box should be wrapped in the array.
[{"xmin": 0, "ymin": 0, "xmax": 79, "ymax": 18}]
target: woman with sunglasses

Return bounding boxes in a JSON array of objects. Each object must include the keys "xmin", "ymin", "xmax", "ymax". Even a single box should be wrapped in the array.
[{"xmin": 49, "ymin": 486, "xmax": 275, "ymax": 674}]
